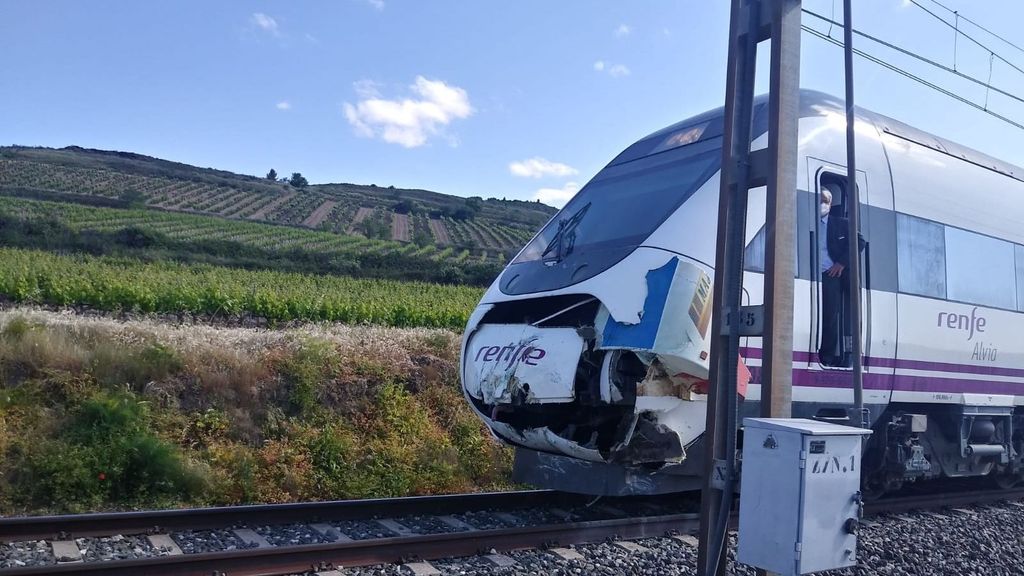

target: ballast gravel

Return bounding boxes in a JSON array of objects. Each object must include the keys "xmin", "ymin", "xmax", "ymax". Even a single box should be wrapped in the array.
[
  {"xmin": 0, "ymin": 540, "xmax": 53, "ymax": 568},
  {"xmin": 336, "ymin": 502, "xmax": 1024, "ymax": 575},
  {"xmin": 331, "ymin": 519, "xmax": 399, "ymax": 540},
  {"xmin": 454, "ymin": 509, "xmax": 523, "ymax": 530},
  {"xmin": 391, "ymin": 514, "xmax": 467, "ymax": 535},
  {"xmin": 171, "ymin": 529, "xmax": 252, "ymax": 554},
  {"xmin": 253, "ymin": 523, "xmax": 331, "ymax": 547},
  {"xmin": 75, "ymin": 534, "xmax": 160, "ymax": 562}
]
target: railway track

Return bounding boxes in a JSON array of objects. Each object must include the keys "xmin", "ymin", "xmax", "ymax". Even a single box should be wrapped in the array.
[{"xmin": 1, "ymin": 487, "xmax": 1022, "ymax": 576}]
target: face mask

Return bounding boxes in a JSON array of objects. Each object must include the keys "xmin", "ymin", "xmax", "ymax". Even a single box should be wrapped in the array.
[{"xmin": 820, "ymin": 203, "xmax": 830, "ymax": 217}]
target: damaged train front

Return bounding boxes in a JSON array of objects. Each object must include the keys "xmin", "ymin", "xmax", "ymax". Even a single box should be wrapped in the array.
[{"xmin": 461, "ymin": 255, "xmax": 729, "ymax": 488}]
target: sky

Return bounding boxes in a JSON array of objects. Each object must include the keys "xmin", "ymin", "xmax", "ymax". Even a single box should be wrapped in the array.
[{"xmin": 2, "ymin": 0, "xmax": 1022, "ymax": 207}]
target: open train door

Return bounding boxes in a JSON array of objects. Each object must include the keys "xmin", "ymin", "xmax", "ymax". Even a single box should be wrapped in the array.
[{"xmin": 805, "ymin": 158, "xmax": 897, "ymax": 422}]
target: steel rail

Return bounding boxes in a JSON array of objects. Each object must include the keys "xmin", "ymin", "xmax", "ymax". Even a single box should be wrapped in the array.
[
  {"xmin": 1, "ymin": 487, "xmax": 1022, "ymax": 575},
  {"xmin": 0, "ymin": 513, "xmax": 700, "ymax": 576},
  {"xmin": 0, "ymin": 490, "xmax": 578, "ymax": 542}
]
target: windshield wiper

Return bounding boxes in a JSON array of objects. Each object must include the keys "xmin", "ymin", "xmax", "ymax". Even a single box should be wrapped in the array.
[{"xmin": 541, "ymin": 202, "xmax": 591, "ymax": 262}]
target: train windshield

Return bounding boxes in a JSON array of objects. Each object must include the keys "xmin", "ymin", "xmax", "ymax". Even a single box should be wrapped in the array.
[{"xmin": 513, "ymin": 136, "xmax": 722, "ymax": 264}]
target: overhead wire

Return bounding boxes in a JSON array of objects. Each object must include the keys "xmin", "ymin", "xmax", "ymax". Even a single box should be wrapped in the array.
[
  {"xmin": 906, "ymin": 0, "xmax": 1024, "ymax": 76},
  {"xmin": 802, "ymin": 9, "xmax": 1024, "ymax": 107},
  {"xmin": 800, "ymin": 25, "xmax": 1024, "ymax": 131},
  {"xmin": 919, "ymin": 0, "xmax": 1024, "ymax": 59},
  {"xmin": 800, "ymin": 8, "xmax": 1024, "ymax": 132}
]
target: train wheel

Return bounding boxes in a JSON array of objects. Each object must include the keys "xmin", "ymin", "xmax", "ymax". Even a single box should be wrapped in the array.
[
  {"xmin": 861, "ymin": 478, "xmax": 887, "ymax": 502},
  {"xmin": 992, "ymin": 473, "xmax": 1019, "ymax": 490}
]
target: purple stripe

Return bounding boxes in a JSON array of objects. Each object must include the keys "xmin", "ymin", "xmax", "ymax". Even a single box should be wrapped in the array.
[
  {"xmin": 739, "ymin": 347, "xmax": 1024, "ymax": 379},
  {"xmin": 748, "ymin": 366, "xmax": 1024, "ymax": 396}
]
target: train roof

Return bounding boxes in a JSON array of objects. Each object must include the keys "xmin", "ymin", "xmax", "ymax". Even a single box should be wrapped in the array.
[{"xmin": 648, "ymin": 90, "xmax": 1023, "ymax": 185}]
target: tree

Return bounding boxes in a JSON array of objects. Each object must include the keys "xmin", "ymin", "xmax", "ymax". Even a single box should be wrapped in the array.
[
  {"xmin": 392, "ymin": 199, "xmax": 418, "ymax": 215},
  {"xmin": 266, "ymin": 169, "xmax": 278, "ymax": 181},
  {"xmin": 119, "ymin": 189, "xmax": 146, "ymax": 208},
  {"xmin": 289, "ymin": 172, "xmax": 309, "ymax": 188}
]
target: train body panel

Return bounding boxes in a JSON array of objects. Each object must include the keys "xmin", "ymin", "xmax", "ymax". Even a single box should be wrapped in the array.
[{"xmin": 460, "ymin": 90, "xmax": 1024, "ymax": 495}]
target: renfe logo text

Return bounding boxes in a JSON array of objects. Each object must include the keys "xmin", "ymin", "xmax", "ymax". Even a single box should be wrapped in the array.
[
  {"xmin": 938, "ymin": 307, "xmax": 986, "ymax": 341},
  {"xmin": 475, "ymin": 342, "xmax": 546, "ymax": 368}
]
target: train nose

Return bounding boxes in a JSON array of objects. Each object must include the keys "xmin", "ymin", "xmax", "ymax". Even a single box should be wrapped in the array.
[
  {"xmin": 463, "ymin": 324, "xmax": 584, "ymax": 405},
  {"xmin": 460, "ymin": 256, "xmax": 723, "ymax": 468}
]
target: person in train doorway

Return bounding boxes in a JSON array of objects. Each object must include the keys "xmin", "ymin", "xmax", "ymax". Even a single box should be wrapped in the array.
[{"xmin": 818, "ymin": 182, "xmax": 866, "ymax": 367}]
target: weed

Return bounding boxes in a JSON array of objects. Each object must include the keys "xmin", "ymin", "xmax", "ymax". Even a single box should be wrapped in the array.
[{"xmin": 280, "ymin": 338, "xmax": 338, "ymax": 417}]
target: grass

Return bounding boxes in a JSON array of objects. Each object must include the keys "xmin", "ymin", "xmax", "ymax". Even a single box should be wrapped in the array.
[{"xmin": 0, "ymin": 308, "xmax": 512, "ymax": 514}]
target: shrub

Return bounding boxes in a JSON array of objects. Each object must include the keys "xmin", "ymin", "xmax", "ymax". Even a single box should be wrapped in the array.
[
  {"xmin": 279, "ymin": 338, "xmax": 338, "ymax": 417},
  {"xmin": 13, "ymin": 391, "xmax": 204, "ymax": 511}
]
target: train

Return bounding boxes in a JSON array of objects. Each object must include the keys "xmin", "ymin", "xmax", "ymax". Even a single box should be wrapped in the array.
[{"xmin": 460, "ymin": 90, "xmax": 1024, "ymax": 497}]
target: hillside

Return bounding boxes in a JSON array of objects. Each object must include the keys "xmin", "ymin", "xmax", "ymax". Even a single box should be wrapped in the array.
[{"xmin": 0, "ymin": 146, "xmax": 557, "ymax": 262}]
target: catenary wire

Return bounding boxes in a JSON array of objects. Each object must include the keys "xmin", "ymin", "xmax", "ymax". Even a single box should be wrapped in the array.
[
  {"xmin": 801, "ymin": 25, "xmax": 1024, "ymax": 131},
  {"xmin": 803, "ymin": 9, "xmax": 1024, "ymax": 107},
  {"xmin": 907, "ymin": 0, "xmax": 1024, "ymax": 77},
  {"xmin": 920, "ymin": 0, "xmax": 1024, "ymax": 58}
]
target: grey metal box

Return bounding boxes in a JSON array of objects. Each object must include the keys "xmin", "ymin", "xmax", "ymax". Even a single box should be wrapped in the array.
[{"xmin": 737, "ymin": 418, "xmax": 871, "ymax": 575}]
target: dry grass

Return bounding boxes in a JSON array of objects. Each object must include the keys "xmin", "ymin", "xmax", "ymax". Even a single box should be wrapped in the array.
[{"xmin": 0, "ymin": 307, "xmax": 510, "ymax": 513}]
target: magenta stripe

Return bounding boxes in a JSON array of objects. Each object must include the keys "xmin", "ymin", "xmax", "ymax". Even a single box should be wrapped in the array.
[
  {"xmin": 739, "ymin": 347, "xmax": 1024, "ymax": 379},
  {"xmin": 748, "ymin": 366, "xmax": 1024, "ymax": 396}
]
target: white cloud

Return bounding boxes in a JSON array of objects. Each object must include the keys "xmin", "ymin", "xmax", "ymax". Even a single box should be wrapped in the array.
[
  {"xmin": 594, "ymin": 60, "xmax": 630, "ymax": 78},
  {"xmin": 532, "ymin": 182, "xmax": 580, "ymax": 208},
  {"xmin": 353, "ymin": 79, "xmax": 382, "ymax": 99},
  {"xmin": 608, "ymin": 64, "xmax": 631, "ymax": 78},
  {"xmin": 509, "ymin": 157, "xmax": 578, "ymax": 179},
  {"xmin": 614, "ymin": 24, "xmax": 632, "ymax": 38},
  {"xmin": 276, "ymin": 101, "xmax": 291, "ymax": 110},
  {"xmin": 343, "ymin": 76, "xmax": 474, "ymax": 148},
  {"xmin": 251, "ymin": 13, "xmax": 280, "ymax": 36},
  {"xmin": 367, "ymin": 0, "xmax": 385, "ymax": 10}
]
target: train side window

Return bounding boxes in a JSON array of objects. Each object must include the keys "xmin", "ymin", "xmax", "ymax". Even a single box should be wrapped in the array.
[
  {"xmin": 1016, "ymin": 245, "xmax": 1024, "ymax": 312},
  {"xmin": 744, "ymin": 226, "xmax": 766, "ymax": 272},
  {"xmin": 896, "ymin": 214, "xmax": 946, "ymax": 298},
  {"xmin": 945, "ymin": 227, "xmax": 1016, "ymax": 309}
]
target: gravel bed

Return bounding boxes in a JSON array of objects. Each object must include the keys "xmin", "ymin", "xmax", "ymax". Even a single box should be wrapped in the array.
[
  {"xmin": 498, "ymin": 507, "xmax": 577, "ymax": 526},
  {"xmin": 566, "ymin": 504, "xmax": 623, "ymax": 522},
  {"xmin": 331, "ymin": 519, "xmax": 399, "ymax": 540},
  {"xmin": 171, "ymin": 529, "xmax": 252, "ymax": 554},
  {"xmin": 0, "ymin": 540, "xmax": 53, "ymax": 568},
  {"xmin": 338, "ymin": 502, "xmax": 1024, "ymax": 575},
  {"xmin": 453, "ymin": 509, "xmax": 524, "ymax": 530},
  {"xmin": 391, "ymin": 514, "xmax": 466, "ymax": 535},
  {"xmin": 339, "ymin": 564, "xmax": 409, "ymax": 576},
  {"xmin": 76, "ymin": 534, "xmax": 160, "ymax": 562},
  {"xmin": 253, "ymin": 523, "xmax": 331, "ymax": 547}
]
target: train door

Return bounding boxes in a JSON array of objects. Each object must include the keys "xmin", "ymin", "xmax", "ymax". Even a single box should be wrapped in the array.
[{"xmin": 805, "ymin": 160, "xmax": 897, "ymax": 412}]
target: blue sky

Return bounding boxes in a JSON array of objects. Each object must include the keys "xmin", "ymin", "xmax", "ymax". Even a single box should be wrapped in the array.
[{"xmin": 2, "ymin": 1, "xmax": 1022, "ymax": 206}]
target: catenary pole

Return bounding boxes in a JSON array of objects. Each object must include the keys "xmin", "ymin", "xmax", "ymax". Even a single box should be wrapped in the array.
[
  {"xmin": 697, "ymin": 1, "xmax": 801, "ymax": 574},
  {"xmin": 696, "ymin": 0, "xmax": 758, "ymax": 573},
  {"xmin": 843, "ymin": 0, "xmax": 866, "ymax": 428}
]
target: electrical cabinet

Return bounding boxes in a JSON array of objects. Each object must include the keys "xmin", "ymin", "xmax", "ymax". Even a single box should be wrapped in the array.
[{"xmin": 737, "ymin": 418, "xmax": 871, "ymax": 575}]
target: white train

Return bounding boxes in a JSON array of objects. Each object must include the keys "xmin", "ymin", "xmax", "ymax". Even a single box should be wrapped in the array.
[{"xmin": 460, "ymin": 90, "xmax": 1024, "ymax": 496}]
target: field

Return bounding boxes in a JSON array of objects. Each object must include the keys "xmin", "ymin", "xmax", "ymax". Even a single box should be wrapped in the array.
[
  {"xmin": 0, "ymin": 146, "xmax": 555, "ymax": 261},
  {"xmin": 0, "ymin": 196, "xmax": 505, "ymax": 286},
  {"xmin": 0, "ymin": 247, "xmax": 483, "ymax": 328}
]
